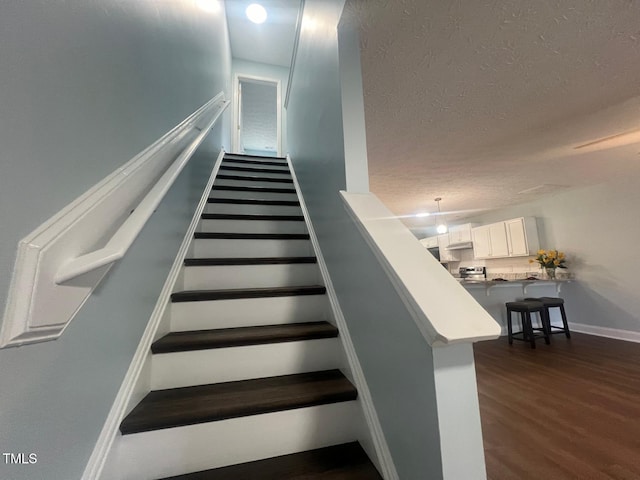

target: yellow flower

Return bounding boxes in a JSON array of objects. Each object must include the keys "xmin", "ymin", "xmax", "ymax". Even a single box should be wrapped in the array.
[
  {"xmin": 529, "ymin": 259, "xmax": 534, "ymax": 263},
  {"xmin": 553, "ymin": 259, "xmax": 560, "ymax": 266},
  {"xmin": 547, "ymin": 250, "xmax": 557, "ymax": 259},
  {"xmin": 537, "ymin": 249, "xmax": 546, "ymax": 256},
  {"xmin": 558, "ymin": 252, "xmax": 565, "ymax": 259}
]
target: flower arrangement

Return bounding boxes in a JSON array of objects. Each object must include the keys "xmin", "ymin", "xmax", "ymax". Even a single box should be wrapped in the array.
[{"xmin": 529, "ymin": 249, "xmax": 567, "ymax": 269}]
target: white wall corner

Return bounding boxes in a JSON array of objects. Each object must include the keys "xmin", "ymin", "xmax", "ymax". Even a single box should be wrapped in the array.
[
  {"xmin": 432, "ymin": 343, "xmax": 487, "ymax": 480},
  {"xmin": 337, "ymin": 7, "xmax": 369, "ymax": 194}
]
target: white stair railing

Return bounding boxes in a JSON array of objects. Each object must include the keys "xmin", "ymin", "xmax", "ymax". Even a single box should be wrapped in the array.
[{"xmin": 0, "ymin": 93, "xmax": 229, "ymax": 348}]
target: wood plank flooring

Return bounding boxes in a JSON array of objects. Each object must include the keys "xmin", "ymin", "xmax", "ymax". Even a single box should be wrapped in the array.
[{"xmin": 474, "ymin": 333, "xmax": 640, "ymax": 480}]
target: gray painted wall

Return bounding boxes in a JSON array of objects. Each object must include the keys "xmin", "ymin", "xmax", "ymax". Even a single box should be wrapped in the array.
[
  {"xmin": 0, "ymin": 2, "xmax": 231, "ymax": 478},
  {"xmin": 286, "ymin": 1, "xmax": 443, "ymax": 478},
  {"xmin": 465, "ymin": 173, "xmax": 640, "ymax": 333}
]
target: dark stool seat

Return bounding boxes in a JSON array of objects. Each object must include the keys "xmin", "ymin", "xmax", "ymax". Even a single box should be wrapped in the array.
[
  {"xmin": 506, "ymin": 301, "xmax": 550, "ymax": 348},
  {"xmin": 524, "ymin": 297, "xmax": 571, "ymax": 338}
]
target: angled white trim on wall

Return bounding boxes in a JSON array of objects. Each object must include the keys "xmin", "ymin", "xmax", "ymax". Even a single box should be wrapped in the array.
[
  {"xmin": 0, "ymin": 95, "xmax": 229, "ymax": 348},
  {"xmin": 288, "ymin": 156, "xmax": 399, "ymax": 480}
]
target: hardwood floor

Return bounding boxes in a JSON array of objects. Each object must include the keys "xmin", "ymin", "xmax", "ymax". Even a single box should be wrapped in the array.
[{"xmin": 474, "ymin": 333, "xmax": 640, "ymax": 480}]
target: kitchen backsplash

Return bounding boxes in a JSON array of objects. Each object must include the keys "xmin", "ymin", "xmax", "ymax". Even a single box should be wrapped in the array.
[{"xmin": 448, "ymin": 249, "xmax": 571, "ymax": 280}]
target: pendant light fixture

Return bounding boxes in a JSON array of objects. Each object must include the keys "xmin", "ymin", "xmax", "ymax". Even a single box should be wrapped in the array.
[{"xmin": 435, "ymin": 197, "xmax": 448, "ymax": 234}]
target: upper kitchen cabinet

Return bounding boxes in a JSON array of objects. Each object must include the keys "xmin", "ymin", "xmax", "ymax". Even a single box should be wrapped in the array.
[
  {"xmin": 438, "ymin": 234, "xmax": 461, "ymax": 262},
  {"xmin": 472, "ymin": 217, "xmax": 538, "ymax": 259},
  {"xmin": 505, "ymin": 217, "xmax": 539, "ymax": 256},
  {"xmin": 448, "ymin": 223, "xmax": 477, "ymax": 246}
]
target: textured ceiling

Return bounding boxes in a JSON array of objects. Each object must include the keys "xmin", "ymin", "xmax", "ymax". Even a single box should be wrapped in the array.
[
  {"xmin": 225, "ymin": 0, "xmax": 300, "ymax": 67},
  {"xmin": 349, "ymin": 0, "xmax": 640, "ymax": 231}
]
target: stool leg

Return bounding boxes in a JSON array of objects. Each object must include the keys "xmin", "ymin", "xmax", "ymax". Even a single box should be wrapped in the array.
[
  {"xmin": 559, "ymin": 305, "xmax": 571, "ymax": 338},
  {"xmin": 525, "ymin": 312, "xmax": 536, "ymax": 349},
  {"xmin": 543, "ymin": 307, "xmax": 552, "ymax": 338},
  {"xmin": 507, "ymin": 308, "xmax": 513, "ymax": 345},
  {"xmin": 540, "ymin": 312, "xmax": 550, "ymax": 345}
]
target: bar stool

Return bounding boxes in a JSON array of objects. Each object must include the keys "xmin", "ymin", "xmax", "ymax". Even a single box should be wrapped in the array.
[
  {"xmin": 525, "ymin": 297, "xmax": 571, "ymax": 338},
  {"xmin": 506, "ymin": 300, "xmax": 550, "ymax": 348}
]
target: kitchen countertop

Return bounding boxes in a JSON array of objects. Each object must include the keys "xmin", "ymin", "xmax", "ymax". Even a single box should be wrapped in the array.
[{"xmin": 457, "ymin": 278, "xmax": 572, "ymax": 296}]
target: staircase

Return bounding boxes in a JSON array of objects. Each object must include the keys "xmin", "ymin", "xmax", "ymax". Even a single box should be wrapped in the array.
[{"xmin": 114, "ymin": 153, "xmax": 383, "ymax": 479}]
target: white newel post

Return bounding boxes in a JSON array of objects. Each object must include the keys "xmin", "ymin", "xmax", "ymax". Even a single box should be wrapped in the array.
[{"xmin": 432, "ymin": 343, "xmax": 487, "ymax": 480}]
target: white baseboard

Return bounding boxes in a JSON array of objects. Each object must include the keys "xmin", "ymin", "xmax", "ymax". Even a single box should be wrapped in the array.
[
  {"xmin": 287, "ymin": 156, "xmax": 399, "ymax": 480},
  {"xmin": 569, "ymin": 322, "xmax": 640, "ymax": 343},
  {"xmin": 82, "ymin": 149, "xmax": 226, "ymax": 480}
]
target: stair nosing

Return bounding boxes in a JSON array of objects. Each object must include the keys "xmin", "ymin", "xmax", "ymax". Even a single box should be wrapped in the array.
[
  {"xmin": 216, "ymin": 174, "xmax": 293, "ymax": 184},
  {"xmin": 171, "ymin": 285, "xmax": 326, "ymax": 303},
  {"xmin": 219, "ymin": 166, "xmax": 292, "ymax": 175},
  {"xmin": 151, "ymin": 321, "xmax": 338, "ymax": 354},
  {"xmin": 200, "ymin": 213, "xmax": 304, "ymax": 221},
  {"xmin": 193, "ymin": 232, "xmax": 310, "ymax": 240},
  {"xmin": 212, "ymin": 185, "xmax": 297, "ymax": 194},
  {"xmin": 183, "ymin": 256, "xmax": 317, "ymax": 266},
  {"xmin": 207, "ymin": 197, "xmax": 300, "ymax": 206},
  {"xmin": 119, "ymin": 370, "xmax": 357, "ymax": 435},
  {"xmin": 224, "ymin": 153, "xmax": 287, "ymax": 161}
]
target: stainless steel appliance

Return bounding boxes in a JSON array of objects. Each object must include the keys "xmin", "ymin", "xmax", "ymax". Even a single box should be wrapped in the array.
[{"xmin": 459, "ymin": 266, "xmax": 486, "ymax": 280}]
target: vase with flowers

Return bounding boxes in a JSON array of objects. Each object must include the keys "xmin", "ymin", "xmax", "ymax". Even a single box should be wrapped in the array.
[{"xmin": 529, "ymin": 249, "xmax": 567, "ymax": 279}]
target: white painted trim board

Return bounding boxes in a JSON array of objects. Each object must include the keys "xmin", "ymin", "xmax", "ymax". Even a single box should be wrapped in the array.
[{"xmin": 287, "ymin": 155, "xmax": 399, "ymax": 480}]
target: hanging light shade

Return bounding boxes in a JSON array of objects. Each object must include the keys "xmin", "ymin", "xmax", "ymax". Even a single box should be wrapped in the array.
[{"xmin": 435, "ymin": 197, "xmax": 448, "ymax": 234}]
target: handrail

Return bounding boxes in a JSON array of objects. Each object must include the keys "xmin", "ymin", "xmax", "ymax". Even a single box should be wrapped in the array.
[
  {"xmin": 340, "ymin": 191, "xmax": 501, "ymax": 346},
  {"xmin": 55, "ymin": 98, "xmax": 229, "ymax": 284},
  {"xmin": 0, "ymin": 92, "xmax": 229, "ymax": 348}
]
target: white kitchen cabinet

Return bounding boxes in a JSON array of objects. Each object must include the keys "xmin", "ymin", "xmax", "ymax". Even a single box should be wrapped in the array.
[
  {"xmin": 471, "ymin": 225, "xmax": 491, "ymax": 258},
  {"xmin": 438, "ymin": 234, "xmax": 461, "ymax": 262},
  {"xmin": 488, "ymin": 222, "xmax": 509, "ymax": 257},
  {"xmin": 505, "ymin": 217, "xmax": 540, "ymax": 256},
  {"xmin": 472, "ymin": 217, "xmax": 540, "ymax": 259},
  {"xmin": 419, "ymin": 236, "xmax": 439, "ymax": 249},
  {"xmin": 448, "ymin": 223, "xmax": 476, "ymax": 245}
]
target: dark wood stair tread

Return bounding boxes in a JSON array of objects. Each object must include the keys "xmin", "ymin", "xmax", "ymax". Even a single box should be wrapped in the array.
[
  {"xmin": 207, "ymin": 197, "xmax": 300, "ymax": 206},
  {"xmin": 194, "ymin": 232, "xmax": 310, "ymax": 240},
  {"xmin": 216, "ymin": 174, "xmax": 293, "ymax": 183},
  {"xmin": 171, "ymin": 285, "xmax": 326, "ymax": 303},
  {"xmin": 184, "ymin": 257, "xmax": 317, "ymax": 266},
  {"xmin": 212, "ymin": 185, "xmax": 297, "ymax": 194},
  {"xmin": 223, "ymin": 158, "xmax": 289, "ymax": 168},
  {"xmin": 151, "ymin": 321, "xmax": 338, "ymax": 353},
  {"xmin": 224, "ymin": 153, "xmax": 287, "ymax": 162},
  {"xmin": 161, "ymin": 442, "xmax": 382, "ymax": 479},
  {"xmin": 120, "ymin": 370, "xmax": 357, "ymax": 435},
  {"xmin": 201, "ymin": 213, "xmax": 304, "ymax": 221},
  {"xmin": 220, "ymin": 165, "xmax": 291, "ymax": 174}
]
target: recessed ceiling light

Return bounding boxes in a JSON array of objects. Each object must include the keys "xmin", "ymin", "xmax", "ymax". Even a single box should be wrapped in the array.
[{"xmin": 246, "ymin": 3, "xmax": 267, "ymax": 24}]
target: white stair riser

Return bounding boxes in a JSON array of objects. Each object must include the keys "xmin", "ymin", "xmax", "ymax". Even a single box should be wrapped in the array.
[
  {"xmin": 198, "ymin": 218, "xmax": 306, "ymax": 234},
  {"xmin": 171, "ymin": 295, "xmax": 328, "ymax": 331},
  {"xmin": 218, "ymin": 169, "xmax": 291, "ymax": 179},
  {"xmin": 209, "ymin": 190, "xmax": 298, "ymax": 201},
  {"xmin": 204, "ymin": 203, "xmax": 302, "ymax": 215},
  {"xmin": 151, "ymin": 338, "xmax": 341, "ymax": 390},
  {"xmin": 114, "ymin": 402, "xmax": 359, "ymax": 480},
  {"xmin": 182, "ymin": 263, "xmax": 319, "ymax": 290},
  {"xmin": 193, "ymin": 238, "xmax": 313, "ymax": 258},
  {"xmin": 215, "ymin": 179, "xmax": 294, "ymax": 189}
]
